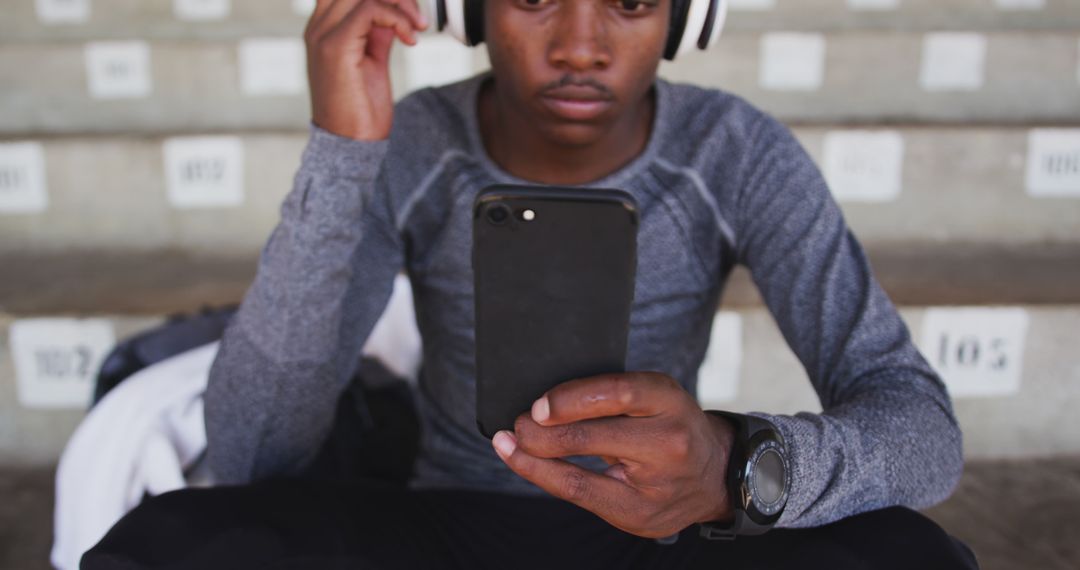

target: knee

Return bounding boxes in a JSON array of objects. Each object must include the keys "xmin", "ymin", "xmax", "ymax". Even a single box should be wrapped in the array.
[
  {"xmin": 81, "ymin": 488, "xmax": 254, "ymax": 569},
  {"xmin": 825, "ymin": 507, "xmax": 978, "ymax": 569}
]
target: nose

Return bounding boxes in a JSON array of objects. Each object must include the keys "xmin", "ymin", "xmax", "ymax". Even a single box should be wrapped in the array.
[{"xmin": 548, "ymin": 1, "xmax": 612, "ymax": 71}]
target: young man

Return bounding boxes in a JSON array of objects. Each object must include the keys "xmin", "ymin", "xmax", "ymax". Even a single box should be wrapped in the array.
[{"xmin": 84, "ymin": 0, "xmax": 978, "ymax": 567}]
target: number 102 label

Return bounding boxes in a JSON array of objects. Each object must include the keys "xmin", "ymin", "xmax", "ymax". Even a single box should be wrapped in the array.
[{"xmin": 9, "ymin": 318, "xmax": 116, "ymax": 409}]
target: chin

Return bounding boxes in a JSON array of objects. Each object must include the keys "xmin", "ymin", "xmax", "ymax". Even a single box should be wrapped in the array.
[{"xmin": 538, "ymin": 121, "xmax": 612, "ymax": 149}]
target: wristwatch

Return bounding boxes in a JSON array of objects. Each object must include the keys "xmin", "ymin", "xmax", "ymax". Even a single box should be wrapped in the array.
[{"xmin": 698, "ymin": 411, "xmax": 790, "ymax": 540}]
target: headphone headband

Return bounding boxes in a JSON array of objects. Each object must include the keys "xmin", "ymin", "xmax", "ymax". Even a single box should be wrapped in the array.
[{"xmin": 425, "ymin": 0, "xmax": 726, "ymax": 59}]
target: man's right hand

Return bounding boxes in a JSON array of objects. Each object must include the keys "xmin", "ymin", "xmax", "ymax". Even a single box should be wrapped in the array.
[{"xmin": 304, "ymin": 0, "xmax": 429, "ymax": 141}]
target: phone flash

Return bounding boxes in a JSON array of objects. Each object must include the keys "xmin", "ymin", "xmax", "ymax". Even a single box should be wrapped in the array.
[{"xmin": 522, "ymin": 209, "xmax": 536, "ymax": 221}]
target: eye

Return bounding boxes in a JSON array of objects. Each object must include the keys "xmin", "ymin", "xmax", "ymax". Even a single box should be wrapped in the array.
[
  {"xmin": 612, "ymin": 0, "xmax": 655, "ymax": 13},
  {"xmin": 521, "ymin": 0, "xmax": 552, "ymax": 7}
]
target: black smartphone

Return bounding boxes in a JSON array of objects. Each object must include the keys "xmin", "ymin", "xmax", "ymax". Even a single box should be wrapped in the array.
[{"xmin": 472, "ymin": 184, "xmax": 639, "ymax": 438}]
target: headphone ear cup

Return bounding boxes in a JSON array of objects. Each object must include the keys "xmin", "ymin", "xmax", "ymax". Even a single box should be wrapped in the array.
[
  {"xmin": 663, "ymin": 0, "xmax": 692, "ymax": 61},
  {"xmin": 440, "ymin": 0, "xmax": 474, "ymax": 45},
  {"xmin": 463, "ymin": 0, "xmax": 485, "ymax": 45},
  {"xmin": 699, "ymin": 0, "xmax": 727, "ymax": 50},
  {"xmin": 666, "ymin": 0, "xmax": 725, "ymax": 60},
  {"xmin": 424, "ymin": 0, "xmax": 447, "ymax": 33}
]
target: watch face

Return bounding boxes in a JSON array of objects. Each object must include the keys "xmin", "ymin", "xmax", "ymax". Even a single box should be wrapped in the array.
[{"xmin": 747, "ymin": 440, "xmax": 788, "ymax": 517}]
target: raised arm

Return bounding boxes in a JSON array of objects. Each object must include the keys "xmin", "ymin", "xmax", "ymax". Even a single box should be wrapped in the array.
[
  {"xmin": 204, "ymin": 0, "xmax": 426, "ymax": 484},
  {"xmin": 733, "ymin": 116, "xmax": 963, "ymax": 528}
]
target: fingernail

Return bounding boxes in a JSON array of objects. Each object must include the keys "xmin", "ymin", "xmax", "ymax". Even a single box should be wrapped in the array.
[
  {"xmin": 532, "ymin": 396, "xmax": 550, "ymax": 423},
  {"xmin": 493, "ymin": 430, "xmax": 517, "ymax": 459}
]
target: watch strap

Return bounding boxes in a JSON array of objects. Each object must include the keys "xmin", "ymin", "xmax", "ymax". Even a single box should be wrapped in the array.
[
  {"xmin": 706, "ymin": 410, "xmax": 778, "ymax": 442},
  {"xmin": 698, "ymin": 411, "xmax": 786, "ymax": 539}
]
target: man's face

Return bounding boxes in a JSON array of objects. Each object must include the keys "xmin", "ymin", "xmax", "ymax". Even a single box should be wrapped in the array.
[{"xmin": 483, "ymin": 0, "xmax": 670, "ymax": 147}]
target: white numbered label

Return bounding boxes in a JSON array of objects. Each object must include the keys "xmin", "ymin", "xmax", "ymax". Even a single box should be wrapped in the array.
[
  {"xmin": 403, "ymin": 35, "xmax": 477, "ymax": 92},
  {"xmin": 919, "ymin": 33, "xmax": 987, "ymax": 92},
  {"xmin": 10, "ymin": 318, "xmax": 115, "ymax": 409},
  {"xmin": 292, "ymin": 0, "xmax": 316, "ymax": 16},
  {"xmin": 696, "ymin": 313, "xmax": 743, "ymax": 404},
  {"xmin": 727, "ymin": 0, "xmax": 775, "ymax": 10},
  {"xmin": 163, "ymin": 137, "xmax": 245, "ymax": 209},
  {"xmin": 847, "ymin": 0, "xmax": 899, "ymax": 10},
  {"xmin": 920, "ymin": 308, "xmax": 1029, "ymax": 398},
  {"xmin": 994, "ymin": 0, "xmax": 1045, "ymax": 9},
  {"xmin": 0, "ymin": 142, "xmax": 48, "ymax": 214},
  {"xmin": 84, "ymin": 41, "xmax": 152, "ymax": 100},
  {"xmin": 1026, "ymin": 129, "xmax": 1080, "ymax": 197},
  {"xmin": 759, "ymin": 33, "xmax": 826, "ymax": 92},
  {"xmin": 174, "ymin": 0, "xmax": 230, "ymax": 20},
  {"xmin": 239, "ymin": 38, "xmax": 307, "ymax": 96},
  {"xmin": 823, "ymin": 130, "xmax": 904, "ymax": 202},
  {"xmin": 35, "ymin": 0, "xmax": 90, "ymax": 24}
]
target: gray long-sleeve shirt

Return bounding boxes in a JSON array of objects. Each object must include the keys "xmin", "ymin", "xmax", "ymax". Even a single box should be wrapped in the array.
[{"xmin": 204, "ymin": 72, "xmax": 963, "ymax": 528}]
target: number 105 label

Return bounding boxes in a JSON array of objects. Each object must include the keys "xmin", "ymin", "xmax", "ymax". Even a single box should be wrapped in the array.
[{"xmin": 919, "ymin": 308, "xmax": 1029, "ymax": 398}]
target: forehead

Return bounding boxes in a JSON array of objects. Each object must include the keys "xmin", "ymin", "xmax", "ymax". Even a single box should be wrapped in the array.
[{"xmin": 482, "ymin": 0, "xmax": 673, "ymax": 13}]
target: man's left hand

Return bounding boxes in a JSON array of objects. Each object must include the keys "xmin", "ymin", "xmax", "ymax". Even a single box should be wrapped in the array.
[{"xmin": 490, "ymin": 371, "xmax": 735, "ymax": 539}]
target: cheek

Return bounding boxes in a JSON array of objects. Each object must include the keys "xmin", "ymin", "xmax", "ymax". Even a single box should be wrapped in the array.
[
  {"xmin": 491, "ymin": 39, "xmax": 530, "ymax": 72},
  {"xmin": 485, "ymin": 6, "xmax": 538, "ymax": 66},
  {"xmin": 622, "ymin": 17, "xmax": 668, "ymax": 61},
  {"xmin": 609, "ymin": 30, "xmax": 664, "ymax": 92},
  {"xmin": 486, "ymin": 24, "xmax": 543, "ymax": 98}
]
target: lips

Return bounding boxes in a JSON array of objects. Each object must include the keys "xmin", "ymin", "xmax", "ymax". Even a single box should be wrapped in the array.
[{"xmin": 540, "ymin": 84, "xmax": 613, "ymax": 121}]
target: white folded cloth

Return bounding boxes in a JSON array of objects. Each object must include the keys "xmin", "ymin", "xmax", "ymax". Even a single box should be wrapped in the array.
[
  {"xmin": 51, "ymin": 342, "xmax": 218, "ymax": 570},
  {"xmin": 50, "ymin": 274, "xmax": 422, "ymax": 570}
]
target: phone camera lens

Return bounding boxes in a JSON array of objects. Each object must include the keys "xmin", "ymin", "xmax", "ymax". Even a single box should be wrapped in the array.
[{"xmin": 487, "ymin": 204, "xmax": 511, "ymax": 225}]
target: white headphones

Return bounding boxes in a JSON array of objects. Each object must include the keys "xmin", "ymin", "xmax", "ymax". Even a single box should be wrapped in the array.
[{"xmin": 424, "ymin": 0, "xmax": 727, "ymax": 60}]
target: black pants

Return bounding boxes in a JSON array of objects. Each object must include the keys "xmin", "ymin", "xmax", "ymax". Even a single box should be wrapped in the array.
[{"xmin": 83, "ymin": 478, "xmax": 977, "ymax": 570}]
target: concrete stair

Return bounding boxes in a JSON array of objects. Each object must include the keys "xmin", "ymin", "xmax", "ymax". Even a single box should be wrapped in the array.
[
  {"xmin": 666, "ymin": 31, "xmax": 1080, "ymax": 124},
  {"xmin": 1, "ymin": 7, "xmax": 1077, "ymax": 570},
  {"xmin": 3, "ymin": 304, "xmax": 1077, "ymax": 465},
  {"xmin": 1, "ymin": 0, "xmax": 1077, "ymax": 489},
  {"xmin": 2, "ymin": 0, "xmax": 311, "ymax": 42},
  {"xmin": 4, "ymin": 0, "xmax": 1076, "ymax": 41},
  {"xmin": 2, "ymin": 128, "xmax": 1078, "ymax": 255},
  {"xmin": 724, "ymin": 0, "xmax": 1080, "ymax": 33},
  {"xmin": 2, "ymin": 32, "xmax": 1078, "ymax": 135}
]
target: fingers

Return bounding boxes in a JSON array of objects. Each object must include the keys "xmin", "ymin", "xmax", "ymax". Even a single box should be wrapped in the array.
[
  {"xmin": 492, "ymin": 431, "xmax": 640, "ymax": 528},
  {"xmin": 342, "ymin": 1, "xmax": 421, "ymax": 46},
  {"xmin": 307, "ymin": 0, "xmax": 427, "ymax": 45},
  {"xmin": 532, "ymin": 372, "xmax": 687, "ymax": 426},
  {"xmin": 309, "ymin": 0, "xmax": 361, "ymax": 37},
  {"xmin": 514, "ymin": 413, "xmax": 679, "ymax": 464},
  {"xmin": 385, "ymin": 0, "xmax": 428, "ymax": 31},
  {"xmin": 311, "ymin": 0, "xmax": 335, "ymax": 21}
]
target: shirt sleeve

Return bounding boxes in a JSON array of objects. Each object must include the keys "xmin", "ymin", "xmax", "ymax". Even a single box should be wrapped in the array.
[
  {"xmin": 731, "ymin": 115, "xmax": 963, "ymax": 528},
  {"xmin": 204, "ymin": 125, "xmax": 405, "ymax": 484}
]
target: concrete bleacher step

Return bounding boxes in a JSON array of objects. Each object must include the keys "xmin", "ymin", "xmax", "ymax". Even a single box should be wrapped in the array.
[
  {"xmin": 2, "ymin": 31, "xmax": 1079, "ymax": 136},
  {"xmin": 2, "ymin": 128, "xmax": 1077, "ymax": 256},
  {"xmin": 0, "ymin": 133, "xmax": 304, "ymax": 255},
  {"xmin": 2, "ymin": 305, "xmax": 1077, "ymax": 465},
  {"xmin": 0, "ymin": 313, "xmax": 161, "ymax": 466},
  {"xmin": 723, "ymin": 0, "xmax": 1080, "ymax": 33},
  {"xmin": 4, "ymin": 0, "xmax": 1077, "ymax": 41},
  {"xmin": 1, "ymin": 0, "xmax": 310, "ymax": 42},
  {"xmin": 2, "ymin": 245, "xmax": 1079, "ymax": 316},
  {"xmin": 663, "ymin": 31, "xmax": 1080, "ymax": 125}
]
